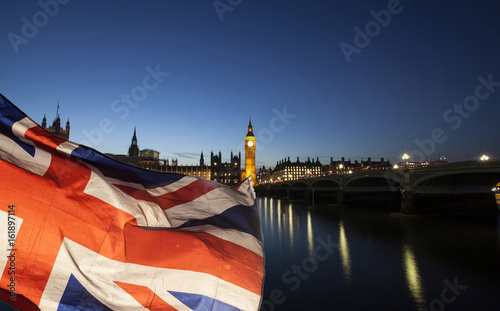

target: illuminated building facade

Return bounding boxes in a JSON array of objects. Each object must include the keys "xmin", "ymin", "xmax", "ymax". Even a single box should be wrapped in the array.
[
  {"xmin": 108, "ymin": 128, "xmax": 239, "ymax": 185},
  {"xmin": 271, "ymin": 157, "xmax": 324, "ymax": 182},
  {"xmin": 243, "ymin": 119, "xmax": 256, "ymax": 185},
  {"xmin": 211, "ymin": 151, "xmax": 241, "ymax": 186},
  {"xmin": 257, "ymin": 166, "xmax": 272, "ymax": 185},
  {"xmin": 325, "ymin": 157, "xmax": 392, "ymax": 174}
]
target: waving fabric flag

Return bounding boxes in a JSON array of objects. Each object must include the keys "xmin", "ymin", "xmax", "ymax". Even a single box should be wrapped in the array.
[{"xmin": 0, "ymin": 94, "xmax": 264, "ymax": 311}]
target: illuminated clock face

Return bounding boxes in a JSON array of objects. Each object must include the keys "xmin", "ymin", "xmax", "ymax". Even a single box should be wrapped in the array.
[{"xmin": 247, "ymin": 141, "xmax": 254, "ymax": 147}]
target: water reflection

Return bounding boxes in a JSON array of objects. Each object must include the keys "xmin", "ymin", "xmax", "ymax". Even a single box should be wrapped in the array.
[
  {"xmin": 338, "ymin": 221, "xmax": 352, "ymax": 284},
  {"xmin": 258, "ymin": 197, "xmax": 500, "ymax": 310},
  {"xmin": 268, "ymin": 197, "xmax": 273, "ymax": 236},
  {"xmin": 276, "ymin": 198, "xmax": 282, "ymax": 247},
  {"xmin": 287, "ymin": 202, "xmax": 294, "ymax": 251},
  {"xmin": 402, "ymin": 243, "xmax": 426, "ymax": 308},
  {"xmin": 307, "ymin": 208, "xmax": 314, "ymax": 256}
]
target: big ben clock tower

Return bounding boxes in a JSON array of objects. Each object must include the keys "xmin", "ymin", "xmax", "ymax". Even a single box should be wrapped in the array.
[{"xmin": 244, "ymin": 118, "xmax": 256, "ymax": 186}]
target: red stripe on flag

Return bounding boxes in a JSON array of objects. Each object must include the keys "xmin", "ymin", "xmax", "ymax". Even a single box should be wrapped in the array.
[
  {"xmin": 114, "ymin": 282, "xmax": 177, "ymax": 311},
  {"xmin": 24, "ymin": 125, "xmax": 68, "ymax": 151},
  {"xmin": 113, "ymin": 179, "xmax": 221, "ymax": 210},
  {"xmin": 99, "ymin": 222, "xmax": 264, "ymax": 295}
]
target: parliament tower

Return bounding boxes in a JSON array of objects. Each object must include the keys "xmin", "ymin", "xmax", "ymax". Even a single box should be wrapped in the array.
[
  {"xmin": 42, "ymin": 103, "xmax": 70, "ymax": 140},
  {"xmin": 128, "ymin": 127, "xmax": 139, "ymax": 157},
  {"xmin": 244, "ymin": 118, "xmax": 256, "ymax": 186}
]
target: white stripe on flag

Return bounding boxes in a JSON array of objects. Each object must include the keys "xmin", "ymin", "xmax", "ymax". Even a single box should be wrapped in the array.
[
  {"xmin": 56, "ymin": 141, "xmax": 79, "ymax": 155},
  {"xmin": 11, "ymin": 117, "xmax": 37, "ymax": 141},
  {"xmin": 83, "ymin": 166, "xmax": 172, "ymax": 227},
  {"xmin": 0, "ymin": 131, "xmax": 51, "ymax": 176},
  {"xmin": 165, "ymin": 185, "xmax": 255, "ymax": 227},
  {"xmin": 104, "ymin": 174, "xmax": 199, "ymax": 197},
  {"xmin": 177, "ymin": 224, "xmax": 263, "ymax": 257}
]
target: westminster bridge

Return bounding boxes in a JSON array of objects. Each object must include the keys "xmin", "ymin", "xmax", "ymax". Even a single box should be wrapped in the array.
[{"xmin": 254, "ymin": 162, "xmax": 500, "ymax": 214}]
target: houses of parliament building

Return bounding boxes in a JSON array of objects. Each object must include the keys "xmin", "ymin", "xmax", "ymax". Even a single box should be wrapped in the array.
[
  {"xmin": 107, "ymin": 120, "xmax": 257, "ymax": 187},
  {"xmin": 41, "ymin": 107, "xmax": 257, "ymax": 186}
]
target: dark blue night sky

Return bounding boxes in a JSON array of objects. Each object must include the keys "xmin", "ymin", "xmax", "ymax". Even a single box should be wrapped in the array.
[{"xmin": 1, "ymin": 0, "xmax": 499, "ymax": 168}]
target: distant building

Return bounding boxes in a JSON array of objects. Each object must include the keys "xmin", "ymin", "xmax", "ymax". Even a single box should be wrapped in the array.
[
  {"xmin": 396, "ymin": 159, "xmax": 449, "ymax": 169},
  {"xmin": 257, "ymin": 156, "xmax": 393, "ymax": 183},
  {"xmin": 271, "ymin": 157, "xmax": 324, "ymax": 182},
  {"xmin": 324, "ymin": 157, "xmax": 359, "ymax": 174},
  {"xmin": 397, "ymin": 161, "xmax": 430, "ymax": 169},
  {"xmin": 325, "ymin": 157, "xmax": 392, "ymax": 173},
  {"xmin": 162, "ymin": 153, "xmax": 211, "ymax": 180},
  {"xmin": 128, "ymin": 127, "xmax": 139, "ymax": 157},
  {"xmin": 211, "ymin": 151, "xmax": 241, "ymax": 186},
  {"xmin": 257, "ymin": 166, "xmax": 272, "ymax": 184},
  {"xmin": 42, "ymin": 104, "xmax": 69, "ymax": 140},
  {"xmin": 108, "ymin": 128, "xmax": 240, "ymax": 186}
]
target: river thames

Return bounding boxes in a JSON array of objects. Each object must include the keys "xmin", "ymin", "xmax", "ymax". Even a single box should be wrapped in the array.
[{"xmin": 257, "ymin": 197, "xmax": 500, "ymax": 311}]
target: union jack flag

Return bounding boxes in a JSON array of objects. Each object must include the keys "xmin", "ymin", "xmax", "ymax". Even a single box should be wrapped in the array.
[{"xmin": 0, "ymin": 94, "xmax": 264, "ymax": 310}]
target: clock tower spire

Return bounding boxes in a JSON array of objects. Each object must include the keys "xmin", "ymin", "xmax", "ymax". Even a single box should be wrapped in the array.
[{"xmin": 244, "ymin": 117, "xmax": 256, "ymax": 186}]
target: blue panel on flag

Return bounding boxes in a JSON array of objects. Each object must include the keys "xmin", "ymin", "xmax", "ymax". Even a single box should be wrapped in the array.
[
  {"xmin": 0, "ymin": 94, "xmax": 36, "ymax": 156},
  {"xmin": 178, "ymin": 204, "xmax": 263, "ymax": 242},
  {"xmin": 57, "ymin": 274, "xmax": 112, "ymax": 311},
  {"xmin": 168, "ymin": 291, "xmax": 243, "ymax": 311},
  {"xmin": 3, "ymin": 131, "xmax": 35, "ymax": 157},
  {"xmin": 0, "ymin": 94, "xmax": 27, "ymax": 127}
]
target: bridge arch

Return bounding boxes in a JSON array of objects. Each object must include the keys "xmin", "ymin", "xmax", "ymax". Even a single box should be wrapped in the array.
[
  {"xmin": 413, "ymin": 171, "xmax": 500, "ymax": 193},
  {"xmin": 311, "ymin": 179, "xmax": 340, "ymax": 189},
  {"xmin": 311, "ymin": 179, "xmax": 340, "ymax": 203},
  {"xmin": 345, "ymin": 176, "xmax": 401, "ymax": 192},
  {"xmin": 290, "ymin": 181, "xmax": 308, "ymax": 189},
  {"xmin": 289, "ymin": 181, "xmax": 308, "ymax": 200},
  {"xmin": 278, "ymin": 183, "xmax": 290, "ymax": 197},
  {"xmin": 269, "ymin": 184, "xmax": 279, "ymax": 196},
  {"xmin": 344, "ymin": 176, "xmax": 401, "ymax": 210},
  {"xmin": 412, "ymin": 170, "xmax": 500, "ymax": 213}
]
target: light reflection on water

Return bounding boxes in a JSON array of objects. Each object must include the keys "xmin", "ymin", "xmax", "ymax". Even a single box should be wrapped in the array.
[
  {"xmin": 338, "ymin": 221, "xmax": 352, "ymax": 284},
  {"xmin": 402, "ymin": 243, "xmax": 426, "ymax": 308},
  {"xmin": 258, "ymin": 197, "xmax": 500, "ymax": 311},
  {"xmin": 307, "ymin": 208, "xmax": 314, "ymax": 257}
]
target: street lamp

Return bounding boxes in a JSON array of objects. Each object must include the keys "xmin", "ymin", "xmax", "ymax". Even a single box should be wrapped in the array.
[{"xmin": 402, "ymin": 154, "xmax": 409, "ymax": 167}]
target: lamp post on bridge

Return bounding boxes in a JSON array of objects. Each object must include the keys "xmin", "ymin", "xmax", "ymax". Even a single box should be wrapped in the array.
[
  {"xmin": 480, "ymin": 154, "xmax": 490, "ymax": 167},
  {"xmin": 402, "ymin": 153, "xmax": 409, "ymax": 168}
]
